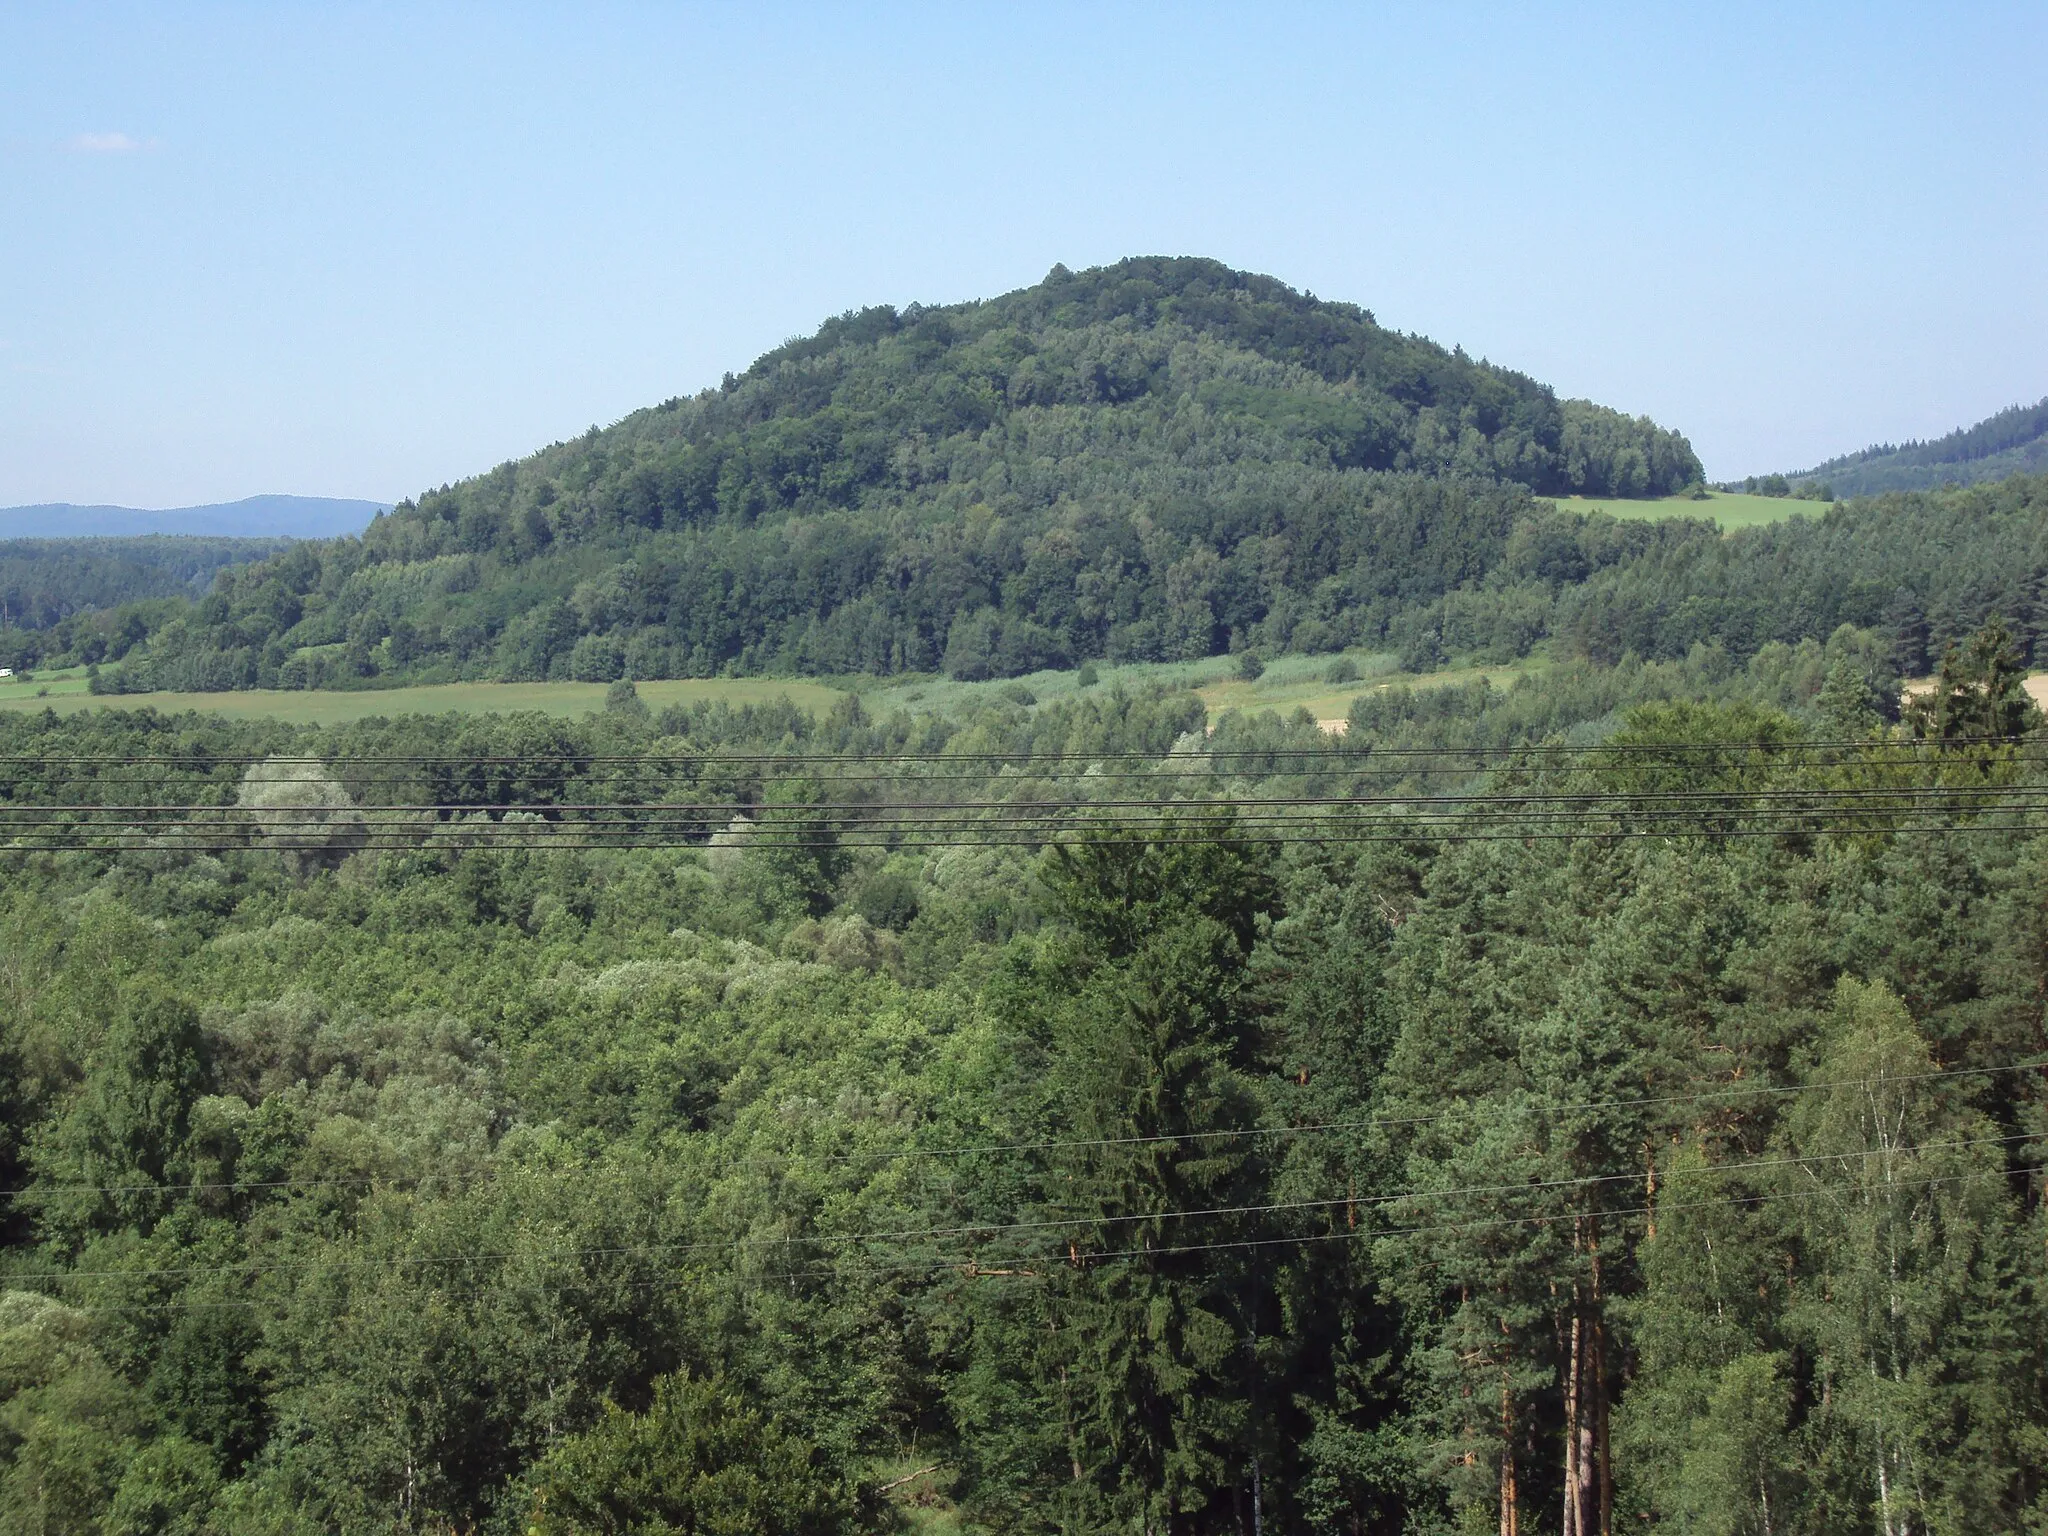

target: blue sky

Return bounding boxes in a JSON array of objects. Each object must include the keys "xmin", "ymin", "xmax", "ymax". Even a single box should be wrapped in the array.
[{"xmin": 3, "ymin": 2, "xmax": 2044, "ymax": 507}]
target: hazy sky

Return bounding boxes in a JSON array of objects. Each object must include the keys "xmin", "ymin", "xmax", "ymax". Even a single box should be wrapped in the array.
[{"xmin": 4, "ymin": 3, "xmax": 2044, "ymax": 507}]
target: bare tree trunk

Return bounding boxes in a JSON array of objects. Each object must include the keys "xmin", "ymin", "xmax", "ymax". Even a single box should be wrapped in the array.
[
  {"xmin": 1558, "ymin": 1216, "xmax": 1610, "ymax": 1536},
  {"xmin": 1592, "ymin": 1232, "xmax": 1612, "ymax": 1536},
  {"xmin": 1500, "ymin": 1340, "xmax": 1520, "ymax": 1536},
  {"xmin": 1563, "ymin": 1298, "xmax": 1583, "ymax": 1536},
  {"xmin": 1574, "ymin": 1303, "xmax": 1598, "ymax": 1533},
  {"xmin": 1644, "ymin": 1141, "xmax": 1659, "ymax": 1241},
  {"xmin": 1872, "ymin": 1357, "xmax": 1897, "ymax": 1536},
  {"xmin": 1059, "ymin": 1362, "xmax": 1082, "ymax": 1482}
]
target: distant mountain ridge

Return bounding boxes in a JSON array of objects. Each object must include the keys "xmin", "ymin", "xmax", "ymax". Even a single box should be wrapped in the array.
[
  {"xmin": 0, "ymin": 495, "xmax": 389, "ymax": 540},
  {"xmin": 1789, "ymin": 397, "xmax": 2048, "ymax": 497}
]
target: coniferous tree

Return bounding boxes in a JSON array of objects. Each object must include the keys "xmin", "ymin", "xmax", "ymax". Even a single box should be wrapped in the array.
[
  {"xmin": 1903, "ymin": 617, "xmax": 2042, "ymax": 742},
  {"xmin": 961, "ymin": 820, "xmax": 1281, "ymax": 1534}
]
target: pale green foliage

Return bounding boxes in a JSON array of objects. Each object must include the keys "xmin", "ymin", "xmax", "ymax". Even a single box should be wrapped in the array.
[
  {"xmin": 237, "ymin": 756, "xmax": 366, "ymax": 871},
  {"xmin": 1780, "ymin": 979, "xmax": 2026, "ymax": 1531},
  {"xmin": 0, "ymin": 1292, "xmax": 145, "ymax": 1536}
]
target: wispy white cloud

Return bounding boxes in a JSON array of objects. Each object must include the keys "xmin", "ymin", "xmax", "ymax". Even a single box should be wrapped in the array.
[{"xmin": 67, "ymin": 131, "xmax": 148, "ymax": 154}]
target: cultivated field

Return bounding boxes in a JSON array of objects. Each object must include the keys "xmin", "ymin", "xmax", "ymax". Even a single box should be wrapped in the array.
[{"xmin": 0, "ymin": 674, "xmax": 846, "ymax": 723}]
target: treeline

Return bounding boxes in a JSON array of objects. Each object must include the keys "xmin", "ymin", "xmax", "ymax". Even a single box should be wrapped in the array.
[
  {"xmin": 3, "ymin": 637, "xmax": 2045, "ymax": 1531},
  {"xmin": 1790, "ymin": 394, "xmax": 2048, "ymax": 497},
  {"xmin": 1554, "ymin": 470, "xmax": 2048, "ymax": 672},
  {"xmin": 4, "ymin": 258, "xmax": 1704, "ymax": 689},
  {"xmin": 27, "ymin": 471, "xmax": 2048, "ymax": 702}
]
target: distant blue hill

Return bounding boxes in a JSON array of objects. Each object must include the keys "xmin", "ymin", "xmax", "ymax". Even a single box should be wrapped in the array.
[{"xmin": 0, "ymin": 494, "xmax": 389, "ymax": 540}]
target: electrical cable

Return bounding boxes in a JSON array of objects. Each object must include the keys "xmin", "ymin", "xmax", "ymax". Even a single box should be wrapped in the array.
[
  {"xmin": 13, "ymin": 1130, "xmax": 2040, "ymax": 1288},
  {"xmin": 9, "ymin": 1056, "xmax": 2038, "ymax": 1201},
  {"xmin": 49, "ymin": 1161, "xmax": 2039, "ymax": 1315}
]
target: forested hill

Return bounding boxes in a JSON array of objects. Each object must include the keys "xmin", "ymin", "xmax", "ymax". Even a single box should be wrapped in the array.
[
  {"xmin": 9, "ymin": 257, "xmax": 1705, "ymax": 690},
  {"xmin": 1790, "ymin": 394, "xmax": 2048, "ymax": 497}
]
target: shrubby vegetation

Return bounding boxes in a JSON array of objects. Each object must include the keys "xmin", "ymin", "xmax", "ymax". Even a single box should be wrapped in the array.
[{"xmin": 3, "ymin": 625, "xmax": 2046, "ymax": 1532}]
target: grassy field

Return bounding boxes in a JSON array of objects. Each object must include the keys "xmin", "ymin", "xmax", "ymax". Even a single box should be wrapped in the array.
[
  {"xmin": 1196, "ymin": 657, "xmax": 1543, "ymax": 728},
  {"xmin": 0, "ymin": 649, "xmax": 1541, "ymax": 732},
  {"xmin": 869, "ymin": 647, "xmax": 1544, "ymax": 730},
  {"xmin": 1546, "ymin": 489, "xmax": 1827, "ymax": 531},
  {"xmin": 0, "ymin": 674, "xmax": 846, "ymax": 724},
  {"xmin": 864, "ymin": 654, "xmax": 1256, "ymax": 717}
]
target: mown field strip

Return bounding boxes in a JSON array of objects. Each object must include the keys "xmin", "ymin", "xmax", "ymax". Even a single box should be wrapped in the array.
[
  {"xmin": 0, "ymin": 676, "xmax": 848, "ymax": 723},
  {"xmin": 1545, "ymin": 489, "xmax": 1825, "ymax": 530}
]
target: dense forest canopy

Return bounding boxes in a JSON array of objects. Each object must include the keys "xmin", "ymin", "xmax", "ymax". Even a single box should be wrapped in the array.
[
  {"xmin": 1, "ymin": 626, "xmax": 2046, "ymax": 1532},
  {"xmin": 1788, "ymin": 394, "xmax": 2048, "ymax": 497},
  {"xmin": 0, "ymin": 258, "xmax": 1708, "ymax": 689},
  {"xmin": 0, "ymin": 537, "xmax": 290, "ymax": 636}
]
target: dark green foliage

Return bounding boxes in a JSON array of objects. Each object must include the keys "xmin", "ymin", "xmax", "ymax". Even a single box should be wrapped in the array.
[
  {"xmin": 1903, "ymin": 615, "xmax": 2042, "ymax": 741},
  {"xmin": 0, "ymin": 537, "xmax": 287, "ymax": 671},
  {"xmin": 1556, "ymin": 472, "xmax": 2048, "ymax": 668},
  {"xmin": 31, "ymin": 992, "xmax": 208, "ymax": 1241},
  {"xmin": 527, "ymin": 1374, "xmax": 856, "ymax": 1536},
  {"xmin": 144, "ymin": 1309, "xmax": 264, "ymax": 1470},
  {"xmin": 951, "ymin": 821, "xmax": 1281, "ymax": 1530}
]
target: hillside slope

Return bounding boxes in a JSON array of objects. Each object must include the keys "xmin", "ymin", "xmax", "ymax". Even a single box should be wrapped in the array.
[
  {"xmin": 17, "ymin": 257, "xmax": 1703, "ymax": 690},
  {"xmin": 1790, "ymin": 395, "xmax": 2048, "ymax": 496}
]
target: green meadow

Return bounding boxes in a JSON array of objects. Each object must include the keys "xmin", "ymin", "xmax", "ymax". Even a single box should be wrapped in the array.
[
  {"xmin": 1545, "ymin": 488, "xmax": 1828, "ymax": 530},
  {"xmin": 0, "ymin": 650, "xmax": 1542, "ymax": 732},
  {"xmin": 864, "ymin": 648, "xmax": 1547, "ymax": 729}
]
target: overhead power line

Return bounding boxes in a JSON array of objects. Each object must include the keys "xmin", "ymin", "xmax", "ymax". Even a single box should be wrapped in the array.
[
  {"xmin": 11, "ymin": 1056, "xmax": 2036, "ymax": 1202},
  {"xmin": 75, "ymin": 1162, "xmax": 2031, "ymax": 1316},
  {"xmin": 0, "ymin": 732, "xmax": 2034, "ymax": 768},
  {"xmin": 30, "ymin": 1136, "xmax": 2037, "ymax": 1296},
  {"xmin": 6, "ymin": 782, "xmax": 2046, "ymax": 814}
]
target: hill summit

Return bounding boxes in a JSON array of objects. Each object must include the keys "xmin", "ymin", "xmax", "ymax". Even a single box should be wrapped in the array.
[{"xmin": 55, "ymin": 257, "xmax": 1705, "ymax": 689}]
